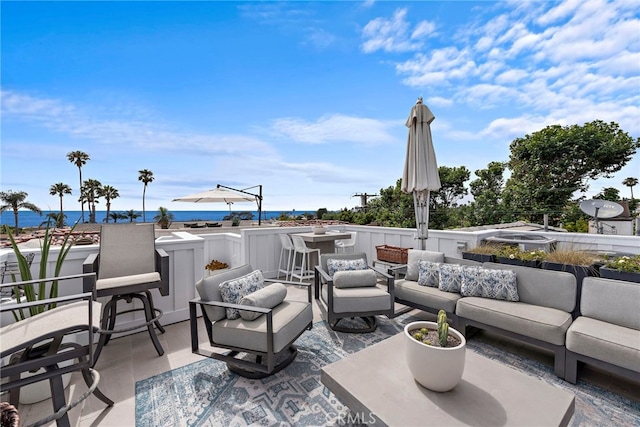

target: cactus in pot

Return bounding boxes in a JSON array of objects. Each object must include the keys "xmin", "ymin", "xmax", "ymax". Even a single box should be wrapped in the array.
[{"xmin": 437, "ymin": 310, "xmax": 449, "ymax": 347}]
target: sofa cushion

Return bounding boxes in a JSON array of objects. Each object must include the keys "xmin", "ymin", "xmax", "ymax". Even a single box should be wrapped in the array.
[
  {"xmin": 463, "ymin": 268, "xmax": 519, "ymax": 301},
  {"xmin": 196, "ymin": 264, "xmax": 254, "ymax": 321},
  {"xmin": 406, "ymin": 250, "xmax": 445, "ymax": 281},
  {"xmin": 333, "ymin": 269, "xmax": 377, "ymax": 288},
  {"xmin": 219, "ymin": 269, "xmax": 265, "ymax": 320},
  {"xmin": 567, "ymin": 316, "xmax": 640, "ymax": 373},
  {"xmin": 438, "ymin": 263, "xmax": 464, "ymax": 293},
  {"xmin": 238, "ymin": 282, "xmax": 287, "ymax": 321},
  {"xmin": 580, "ymin": 277, "xmax": 640, "ymax": 330},
  {"xmin": 460, "ymin": 266, "xmax": 483, "ymax": 297},
  {"xmin": 482, "ymin": 262, "xmax": 576, "ymax": 312},
  {"xmin": 456, "ymin": 297, "xmax": 573, "ymax": 345},
  {"xmin": 327, "ymin": 258, "xmax": 368, "ymax": 277},
  {"xmin": 395, "ymin": 279, "xmax": 461, "ymax": 314},
  {"xmin": 417, "ymin": 260, "xmax": 440, "ymax": 287}
]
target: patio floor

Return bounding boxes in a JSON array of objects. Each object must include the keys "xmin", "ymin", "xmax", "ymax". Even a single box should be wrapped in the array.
[{"xmin": 12, "ymin": 285, "xmax": 640, "ymax": 426}]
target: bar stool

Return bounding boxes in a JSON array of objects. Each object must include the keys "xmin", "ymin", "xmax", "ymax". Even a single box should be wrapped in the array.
[
  {"xmin": 335, "ymin": 232, "xmax": 357, "ymax": 253},
  {"xmin": 290, "ymin": 235, "xmax": 320, "ymax": 283},
  {"xmin": 278, "ymin": 234, "xmax": 295, "ymax": 280}
]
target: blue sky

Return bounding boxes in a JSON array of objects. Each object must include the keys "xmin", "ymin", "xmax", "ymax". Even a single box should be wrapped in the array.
[{"xmin": 1, "ymin": 0, "xmax": 638, "ymax": 215}]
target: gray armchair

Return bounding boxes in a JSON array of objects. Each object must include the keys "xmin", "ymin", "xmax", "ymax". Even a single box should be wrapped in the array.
[
  {"xmin": 314, "ymin": 252, "xmax": 395, "ymax": 333},
  {"xmin": 83, "ymin": 223, "xmax": 169, "ymax": 363},
  {"xmin": 0, "ymin": 273, "xmax": 113, "ymax": 427},
  {"xmin": 190, "ymin": 265, "xmax": 313, "ymax": 378}
]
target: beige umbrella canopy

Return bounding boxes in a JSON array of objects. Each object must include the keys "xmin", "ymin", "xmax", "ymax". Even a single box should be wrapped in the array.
[
  {"xmin": 172, "ymin": 187, "xmax": 255, "ymax": 204},
  {"xmin": 401, "ymin": 98, "xmax": 441, "ymax": 249}
]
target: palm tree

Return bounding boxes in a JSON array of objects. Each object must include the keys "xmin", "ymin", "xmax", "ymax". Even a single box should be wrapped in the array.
[
  {"xmin": 138, "ymin": 169, "xmax": 154, "ymax": 222},
  {"xmin": 0, "ymin": 190, "xmax": 42, "ymax": 234},
  {"xmin": 623, "ymin": 177, "xmax": 638, "ymax": 200},
  {"xmin": 124, "ymin": 209, "xmax": 142, "ymax": 223},
  {"xmin": 82, "ymin": 179, "xmax": 102, "ymax": 223},
  {"xmin": 67, "ymin": 151, "xmax": 90, "ymax": 222},
  {"xmin": 99, "ymin": 185, "xmax": 119, "ymax": 223},
  {"xmin": 49, "ymin": 182, "xmax": 72, "ymax": 226},
  {"xmin": 153, "ymin": 206, "xmax": 174, "ymax": 229},
  {"xmin": 107, "ymin": 212, "xmax": 128, "ymax": 223}
]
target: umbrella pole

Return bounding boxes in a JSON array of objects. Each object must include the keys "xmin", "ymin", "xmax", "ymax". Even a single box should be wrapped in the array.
[{"xmin": 413, "ymin": 191, "xmax": 430, "ymax": 250}]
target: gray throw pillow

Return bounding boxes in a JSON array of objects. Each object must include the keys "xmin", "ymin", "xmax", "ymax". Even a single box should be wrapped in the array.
[
  {"xmin": 219, "ymin": 269, "xmax": 265, "ymax": 319},
  {"xmin": 238, "ymin": 282, "xmax": 288, "ymax": 321},
  {"xmin": 406, "ymin": 250, "xmax": 445, "ymax": 281},
  {"xmin": 333, "ymin": 269, "xmax": 377, "ymax": 288}
]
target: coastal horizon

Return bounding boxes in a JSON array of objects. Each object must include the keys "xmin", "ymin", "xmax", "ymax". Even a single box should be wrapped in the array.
[{"xmin": 1, "ymin": 209, "xmax": 317, "ymax": 229}]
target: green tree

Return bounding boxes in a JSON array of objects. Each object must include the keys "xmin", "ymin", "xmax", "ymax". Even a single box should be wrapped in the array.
[
  {"xmin": 67, "ymin": 150, "xmax": 90, "ymax": 222},
  {"xmin": 99, "ymin": 185, "xmax": 119, "ymax": 223},
  {"xmin": 467, "ymin": 162, "xmax": 507, "ymax": 226},
  {"xmin": 138, "ymin": 169, "xmax": 154, "ymax": 222},
  {"xmin": 0, "ymin": 190, "xmax": 42, "ymax": 234},
  {"xmin": 49, "ymin": 182, "xmax": 72, "ymax": 227},
  {"xmin": 81, "ymin": 179, "xmax": 102, "ymax": 223},
  {"xmin": 108, "ymin": 212, "xmax": 128, "ymax": 223},
  {"xmin": 430, "ymin": 166, "xmax": 470, "ymax": 229},
  {"xmin": 125, "ymin": 209, "xmax": 142, "ymax": 223},
  {"xmin": 505, "ymin": 120, "xmax": 639, "ymax": 226},
  {"xmin": 623, "ymin": 177, "xmax": 638, "ymax": 200},
  {"xmin": 594, "ymin": 187, "xmax": 621, "ymax": 202},
  {"xmin": 366, "ymin": 179, "xmax": 415, "ymax": 228}
]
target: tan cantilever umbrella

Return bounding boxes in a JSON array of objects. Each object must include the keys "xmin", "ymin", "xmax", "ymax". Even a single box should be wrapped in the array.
[
  {"xmin": 172, "ymin": 188, "xmax": 255, "ymax": 213},
  {"xmin": 401, "ymin": 98, "xmax": 441, "ymax": 249}
]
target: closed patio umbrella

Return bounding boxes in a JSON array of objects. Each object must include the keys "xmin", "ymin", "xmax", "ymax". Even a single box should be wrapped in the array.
[{"xmin": 401, "ymin": 98, "xmax": 441, "ymax": 249}]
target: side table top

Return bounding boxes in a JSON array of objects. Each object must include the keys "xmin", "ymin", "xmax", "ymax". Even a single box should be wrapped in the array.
[{"xmin": 321, "ymin": 333, "xmax": 575, "ymax": 427}]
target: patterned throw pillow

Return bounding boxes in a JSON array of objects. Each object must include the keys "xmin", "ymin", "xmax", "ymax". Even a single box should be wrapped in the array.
[
  {"xmin": 438, "ymin": 264, "xmax": 463, "ymax": 293},
  {"xmin": 326, "ymin": 258, "xmax": 368, "ymax": 277},
  {"xmin": 417, "ymin": 260, "xmax": 440, "ymax": 287},
  {"xmin": 460, "ymin": 266, "xmax": 484, "ymax": 297},
  {"xmin": 438, "ymin": 263, "xmax": 464, "ymax": 293},
  {"xmin": 480, "ymin": 268, "xmax": 519, "ymax": 301},
  {"xmin": 219, "ymin": 270, "xmax": 265, "ymax": 319}
]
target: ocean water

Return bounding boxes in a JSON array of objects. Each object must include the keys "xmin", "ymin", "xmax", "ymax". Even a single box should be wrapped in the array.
[{"xmin": 1, "ymin": 210, "xmax": 314, "ymax": 228}]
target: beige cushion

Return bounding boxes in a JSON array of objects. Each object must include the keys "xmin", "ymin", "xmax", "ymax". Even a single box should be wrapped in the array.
[
  {"xmin": 395, "ymin": 278, "xmax": 461, "ymax": 313},
  {"xmin": 239, "ymin": 283, "xmax": 288, "ymax": 321},
  {"xmin": 322, "ymin": 286, "xmax": 391, "ymax": 313},
  {"xmin": 97, "ymin": 272, "xmax": 160, "ymax": 291},
  {"xmin": 0, "ymin": 301, "xmax": 102, "ymax": 355},
  {"xmin": 333, "ymin": 269, "xmax": 377, "ymax": 288}
]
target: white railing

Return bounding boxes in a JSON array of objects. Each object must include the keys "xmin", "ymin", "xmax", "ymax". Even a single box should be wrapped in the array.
[{"xmin": 1, "ymin": 226, "xmax": 638, "ymax": 331}]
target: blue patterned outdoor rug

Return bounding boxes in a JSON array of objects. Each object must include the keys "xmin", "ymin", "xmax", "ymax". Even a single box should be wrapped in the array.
[{"xmin": 136, "ymin": 316, "xmax": 640, "ymax": 426}]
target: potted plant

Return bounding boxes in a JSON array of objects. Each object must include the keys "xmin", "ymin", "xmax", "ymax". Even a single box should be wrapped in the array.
[
  {"xmin": 462, "ymin": 243, "xmax": 500, "ymax": 263},
  {"xmin": 404, "ymin": 310, "xmax": 466, "ymax": 392},
  {"xmin": 154, "ymin": 206, "xmax": 174, "ymax": 229},
  {"xmin": 231, "ymin": 215, "xmax": 241, "ymax": 227},
  {"xmin": 4, "ymin": 222, "xmax": 76, "ymax": 403},
  {"xmin": 541, "ymin": 249, "xmax": 603, "ymax": 317},
  {"xmin": 600, "ymin": 255, "xmax": 640, "ymax": 283},
  {"xmin": 205, "ymin": 259, "xmax": 229, "ymax": 276},
  {"xmin": 496, "ymin": 246, "xmax": 546, "ymax": 268}
]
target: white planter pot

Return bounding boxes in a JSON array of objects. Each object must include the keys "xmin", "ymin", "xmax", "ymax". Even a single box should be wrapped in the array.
[{"xmin": 404, "ymin": 321, "xmax": 466, "ymax": 392}]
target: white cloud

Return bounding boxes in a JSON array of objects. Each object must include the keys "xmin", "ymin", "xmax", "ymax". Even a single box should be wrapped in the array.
[
  {"xmin": 269, "ymin": 114, "xmax": 399, "ymax": 145},
  {"xmin": 361, "ymin": 8, "xmax": 436, "ymax": 53}
]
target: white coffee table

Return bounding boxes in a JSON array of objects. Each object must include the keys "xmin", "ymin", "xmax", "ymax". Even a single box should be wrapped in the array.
[{"xmin": 321, "ymin": 333, "xmax": 575, "ymax": 426}]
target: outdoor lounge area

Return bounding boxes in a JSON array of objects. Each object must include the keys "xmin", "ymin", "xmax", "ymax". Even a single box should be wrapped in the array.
[{"xmin": 1, "ymin": 224, "xmax": 639, "ymax": 426}]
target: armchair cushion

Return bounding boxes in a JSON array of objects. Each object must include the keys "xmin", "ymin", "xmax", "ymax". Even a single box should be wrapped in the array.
[
  {"xmin": 406, "ymin": 250, "xmax": 445, "ymax": 281},
  {"xmin": 417, "ymin": 260, "xmax": 440, "ymax": 287},
  {"xmin": 239, "ymin": 283, "xmax": 288, "ymax": 321},
  {"xmin": 219, "ymin": 270, "xmax": 265, "ymax": 319},
  {"xmin": 326, "ymin": 258, "xmax": 367, "ymax": 277},
  {"xmin": 196, "ymin": 265, "xmax": 254, "ymax": 322},
  {"xmin": 333, "ymin": 269, "xmax": 377, "ymax": 288}
]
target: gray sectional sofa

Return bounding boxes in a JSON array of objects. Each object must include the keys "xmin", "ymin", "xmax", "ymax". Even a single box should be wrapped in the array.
[
  {"xmin": 392, "ymin": 250, "xmax": 577, "ymax": 379},
  {"xmin": 565, "ymin": 277, "xmax": 640, "ymax": 384}
]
